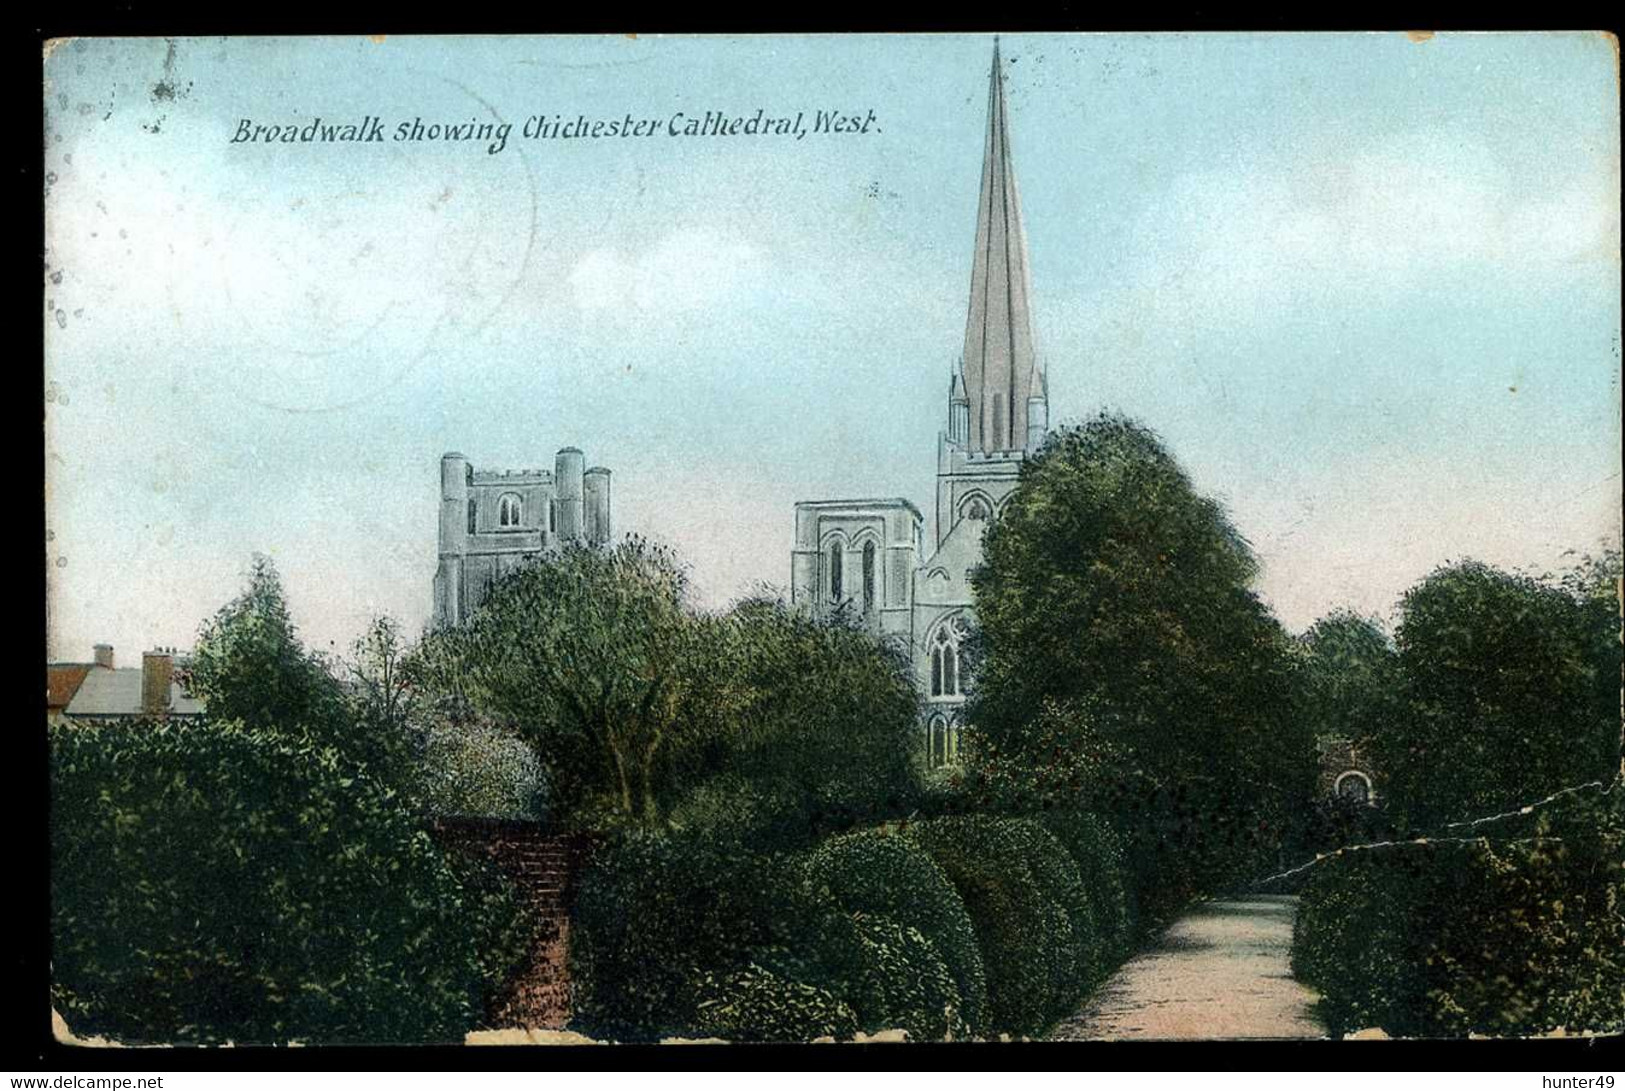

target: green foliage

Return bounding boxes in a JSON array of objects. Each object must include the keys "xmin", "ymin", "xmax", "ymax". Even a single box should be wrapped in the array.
[
  {"xmin": 1374, "ymin": 556, "xmax": 1621, "ymax": 829},
  {"xmin": 965, "ymin": 414, "xmax": 1315, "ymax": 910},
  {"xmin": 50, "ymin": 719, "xmax": 495, "ymax": 1044},
  {"xmin": 416, "ymin": 721, "xmax": 547, "ymax": 821},
  {"xmin": 843, "ymin": 912, "xmax": 966, "ymax": 1042},
  {"xmin": 803, "ymin": 827, "xmax": 987, "ymax": 1032},
  {"xmin": 663, "ymin": 597, "xmax": 922, "ymax": 847},
  {"xmin": 691, "ymin": 964, "xmax": 859, "ymax": 1043},
  {"xmin": 418, "ymin": 537, "xmax": 698, "ymax": 824},
  {"xmin": 182, "ymin": 555, "xmax": 349, "ymax": 744},
  {"xmin": 418, "ymin": 543, "xmax": 922, "ymax": 835},
  {"xmin": 1036, "ymin": 809, "xmax": 1135, "ymax": 960},
  {"xmin": 1292, "ymin": 786, "xmax": 1625, "ymax": 1038},
  {"xmin": 440, "ymin": 850, "xmax": 545, "ymax": 1024},
  {"xmin": 1293, "ymin": 610, "xmax": 1400, "ymax": 751},
  {"xmin": 904, "ymin": 815, "xmax": 1110, "ymax": 1037}
]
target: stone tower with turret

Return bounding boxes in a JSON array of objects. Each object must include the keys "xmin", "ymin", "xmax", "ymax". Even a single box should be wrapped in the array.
[
  {"xmin": 791, "ymin": 40, "xmax": 1050, "ymax": 767},
  {"xmin": 433, "ymin": 447, "xmax": 613, "ymax": 628}
]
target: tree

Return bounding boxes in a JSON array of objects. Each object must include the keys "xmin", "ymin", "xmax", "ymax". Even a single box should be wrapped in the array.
[
  {"xmin": 1373, "ymin": 556, "xmax": 1622, "ymax": 830},
  {"xmin": 966, "ymin": 413, "xmax": 1314, "ymax": 904},
  {"xmin": 339, "ymin": 614, "xmax": 425, "ymax": 788},
  {"xmin": 1293, "ymin": 610, "xmax": 1400, "ymax": 750},
  {"xmin": 182, "ymin": 555, "xmax": 348, "ymax": 743},
  {"xmin": 663, "ymin": 597, "xmax": 922, "ymax": 846},
  {"xmin": 417, "ymin": 537, "xmax": 701, "ymax": 824}
]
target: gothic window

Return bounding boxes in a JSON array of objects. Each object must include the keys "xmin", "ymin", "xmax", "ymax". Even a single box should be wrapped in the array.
[
  {"xmin": 498, "ymin": 493, "xmax": 523, "ymax": 528},
  {"xmin": 467, "ymin": 498, "xmax": 478, "ymax": 535},
  {"xmin": 962, "ymin": 495, "xmax": 990, "ymax": 521},
  {"xmin": 934, "ymin": 625, "xmax": 961, "ymax": 697},
  {"xmin": 862, "ymin": 541, "xmax": 876, "ymax": 613},
  {"xmin": 829, "ymin": 541, "xmax": 844, "ymax": 601},
  {"xmin": 926, "ymin": 716, "xmax": 961, "ymax": 769}
]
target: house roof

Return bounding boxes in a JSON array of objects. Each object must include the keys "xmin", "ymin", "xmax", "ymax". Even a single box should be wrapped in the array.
[
  {"xmin": 47, "ymin": 664, "xmax": 93, "ymax": 711},
  {"xmin": 62, "ymin": 667, "xmax": 205, "ymax": 718}
]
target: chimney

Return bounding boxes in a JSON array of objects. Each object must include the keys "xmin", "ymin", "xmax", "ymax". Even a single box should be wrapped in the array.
[
  {"xmin": 93, "ymin": 643, "xmax": 114, "ymax": 669},
  {"xmin": 141, "ymin": 650, "xmax": 173, "ymax": 716}
]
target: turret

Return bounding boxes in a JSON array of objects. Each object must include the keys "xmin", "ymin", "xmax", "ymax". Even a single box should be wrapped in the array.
[
  {"xmin": 555, "ymin": 447, "xmax": 585, "ymax": 542},
  {"xmin": 949, "ymin": 366, "xmax": 970, "ymax": 444},
  {"xmin": 439, "ymin": 452, "xmax": 471, "ymax": 556},
  {"xmin": 584, "ymin": 467, "xmax": 612, "ymax": 546}
]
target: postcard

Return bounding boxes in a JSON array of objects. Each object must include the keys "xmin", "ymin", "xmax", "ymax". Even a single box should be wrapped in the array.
[{"xmin": 43, "ymin": 32, "xmax": 1623, "ymax": 1047}]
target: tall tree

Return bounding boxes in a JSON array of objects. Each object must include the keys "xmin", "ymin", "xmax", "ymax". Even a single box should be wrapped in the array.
[
  {"xmin": 966, "ymin": 413, "xmax": 1313, "ymax": 904},
  {"xmin": 1374, "ymin": 555, "xmax": 1622, "ymax": 829},
  {"xmin": 1294, "ymin": 610, "xmax": 1400, "ymax": 749},
  {"xmin": 418, "ymin": 537, "xmax": 700, "ymax": 824},
  {"xmin": 183, "ymin": 554, "xmax": 348, "ymax": 742}
]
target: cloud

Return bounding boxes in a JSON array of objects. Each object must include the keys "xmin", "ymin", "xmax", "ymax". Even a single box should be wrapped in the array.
[
  {"xmin": 567, "ymin": 228, "xmax": 766, "ymax": 314},
  {"xmin": 1120, "ymin": 131, "xmax": 1620, "ymax": 327}
]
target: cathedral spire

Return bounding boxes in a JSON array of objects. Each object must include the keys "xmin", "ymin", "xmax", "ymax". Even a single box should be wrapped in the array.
[{"xmin": 957, "ymin": 37, "xmax": 1044, "ymax": 455}]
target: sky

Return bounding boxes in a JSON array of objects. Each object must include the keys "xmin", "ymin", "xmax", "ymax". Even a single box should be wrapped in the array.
[{"xmin": 43, "ymin": 32, "xmax": 1622, "ymax": 661}]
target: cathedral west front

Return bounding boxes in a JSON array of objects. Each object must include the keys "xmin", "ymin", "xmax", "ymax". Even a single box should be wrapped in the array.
[{"xmin": 790, "ymin": 41, "xmax": 1049, "ymax": 766}]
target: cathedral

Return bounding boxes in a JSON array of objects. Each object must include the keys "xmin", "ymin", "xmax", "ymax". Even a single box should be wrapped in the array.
[{"xmin": 790, "ymin": 41, "xmax": 1048, "ymax": 767}]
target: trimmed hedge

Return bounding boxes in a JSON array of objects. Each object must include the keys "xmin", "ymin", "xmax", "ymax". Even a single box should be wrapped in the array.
[
  {"xmin": 692, "ymin": 964, "xmax": 859, "ymax": 1042},
  {"xmin": 1292, "ymin": 789, "xmax": 1625, "ymax": 1038},
  {"xmin": 802, "ymin": 827, "xmax": 987, "ymax": 1032},
  {"xmin": 904, "ymin": 815, "xmax": 1110, "ymax": 1037},
  {"xmin": 1040, "ymin": 809, "xmax": 1134, "ymax": 960},
  {"xmin": 51, "ymin": 719, "xmax": 501, "ymax": 1044},
  {"xmin": 572, "ymin": 812, "xmax": 1133, "ymax": 1042}
]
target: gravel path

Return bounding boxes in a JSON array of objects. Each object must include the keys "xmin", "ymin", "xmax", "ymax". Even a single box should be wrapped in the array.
[{"xmin": 1047, "ymin": 894, "xmax": 1327, "ymax": 1040}]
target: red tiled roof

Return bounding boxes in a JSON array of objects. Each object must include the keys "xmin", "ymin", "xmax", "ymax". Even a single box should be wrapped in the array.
[{"xmin": 47, "ymin": 664, "xmax": 93, "ymax": 711}]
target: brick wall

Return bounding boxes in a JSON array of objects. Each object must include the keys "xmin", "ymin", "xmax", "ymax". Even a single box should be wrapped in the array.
[{"xmin": 425, "ymin": 816, "xmax": 590, "ymax": 1030}]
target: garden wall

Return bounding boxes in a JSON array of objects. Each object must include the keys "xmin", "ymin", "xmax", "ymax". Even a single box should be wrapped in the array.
[{"xmin": 426, "ymin": 817, "xmax": 590, "ymax": 1029}]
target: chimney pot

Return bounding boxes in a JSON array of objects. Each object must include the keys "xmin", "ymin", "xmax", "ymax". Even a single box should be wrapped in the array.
[{"xmin": 93, "ymin": 644, "xmax": 114, "ymax": 669}]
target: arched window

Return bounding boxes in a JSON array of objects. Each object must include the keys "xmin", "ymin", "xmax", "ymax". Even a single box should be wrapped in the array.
[
  {"xmin": 1335, "ymin": 772, "xmax": 1372, "ymax": 805},
  {"xmin": 934, "ymin": 625, "xmax": 960, "ymax": 696},
  {"xmin": 962, "ymin": 495, "xmax": 990, "ymax": 522},
  {"xmin": 467, "ymin": 498, "xmax": 478, "ymax": 535},
  {"xmin": 829, "ymin": 541, "xmax": 844, "ymax": 601},
  {"xmin": 862, "ymin": 541, "xmax": 876, "ymax": 613},
  {"xmin": 498, "ymin": 492, "xmax": 523, "ymax": 528}
]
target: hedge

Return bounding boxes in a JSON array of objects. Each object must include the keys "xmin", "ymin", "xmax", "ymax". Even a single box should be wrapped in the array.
[
  {"xmin": 904, "ymin": 815, "xmax": 1108, "ymax": 1037},
  {"xmin": 1292, "ymin": 788, "xmax": 1625, "ymax": 1038},
  {"xmin": 802, "ymin": 827, "xmax": 987, "ymax": 1032},
  {"xmin": 1039, "ymin": 809, "xmax": 1134, "ymax": 960},
  {"xmin": 51, "ymin": 719, "xmax": 505, "ymax": 1044}
]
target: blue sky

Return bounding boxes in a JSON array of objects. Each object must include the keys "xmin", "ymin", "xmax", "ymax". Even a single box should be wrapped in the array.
[{"xmin": 44, "ymin": 33, "xmax": 1621, "ymax": 660}]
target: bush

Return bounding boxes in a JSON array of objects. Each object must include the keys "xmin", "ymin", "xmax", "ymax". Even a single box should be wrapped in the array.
[
  {"xmin": 441, "ymin": 850, "xmax": 543, "ymax": 1026},
  {"xmin": 415, "ymin": 721, "xmax": 547, "ymax": 821},
  {"xmin": 1292, "ymin": 787, "xmax": 1625, "ymax": 1037},
  {"xmin": 50, "ymin": 719, "xmax": 491, "ymax": 1044},
  {"xmin": 905, "ymin": 816, "xmax": 1103, "ymax": 1037},
  {"xmin": 802, "ymin": 828, "xmax": 987, "ymax": 1032},
  {"xmin": 692, "ymin": 964, "xmax": 859, "ymax": 1042},
  {"xmin": 1039, "ymin": 809, "xmax": 1134, "ymax": 960},
  {"xmin": 843, "ymin": 912, "xmax": 966, "ymax": 1041}
]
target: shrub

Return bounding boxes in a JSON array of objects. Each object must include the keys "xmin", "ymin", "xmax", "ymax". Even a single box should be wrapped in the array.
[
  {"xmin": 844, "ymin": 912, "xmax": 966, "ymax": 1041},
  {"xmin": 415, "ymin": 721, "xmax": 547, "ymax": 821},
  {"xmin": 802, "ymin": 827, "xmax": 987, "ymax": 1032},
  {"xmin": 691, "ymin": 964, "xmax": 859, "ymax": 1042},
  {"xmin": 1039, "ymin": 809, "xmax": 1134, "ymax": 960},
  {"xmin": 1292, "ymin": 787, "xmax": 1625, "ymax": 1037},
  {"xmin": 50, "ymin": 719, "xmax": 490, "ymax": 1044},
  {"xmin": 905, "ymin": 815, "xmax": 1099, "ymax": 1037}
]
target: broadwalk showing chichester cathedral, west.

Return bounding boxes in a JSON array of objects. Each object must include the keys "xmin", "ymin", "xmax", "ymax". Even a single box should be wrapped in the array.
[{"xmin": 434, "ymin": 43, "xmax": 1046, "ymax": 766}]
